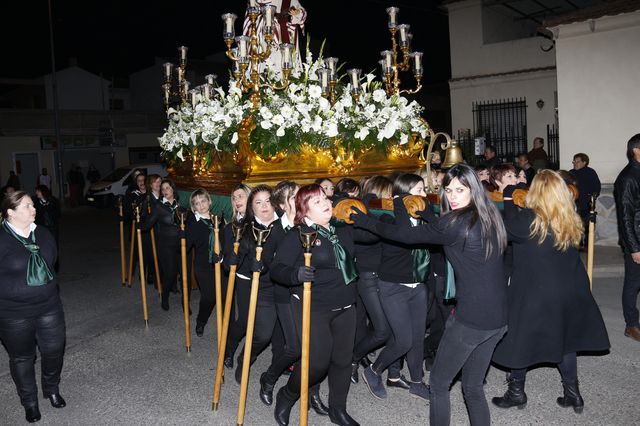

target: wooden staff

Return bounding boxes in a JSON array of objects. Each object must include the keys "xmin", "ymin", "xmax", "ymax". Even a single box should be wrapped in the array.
[
  {"xmin": 587, "ymin": 194, "xmax": 598, "ymax": 290},
  {"xmin": 135, "ymin": 206, "xmax": 149, "ymax": 327},
  {"xmin": 236, "ymin": 225, "xmax": 272, "ymax": 426},
  {"xmin": 213, "ymin": 215, "xmax": 223, "ymax": 348},
  {"xmin": 212, "ymin": 222, "xmax": 244, "ymax": 411},
  {"xmin": 179, "ymin": 212, "xmax": 191, "ymax": 352},
  {"xmin": 147, "ymin": 200, "xmax": 163, "ymax": 296},
  {"xmin": 127, "ymin": 202, "xmax": 137, "ymax": 288},
  {"xmin": 117, "ymin": 196, "xmax": 127, "ymax": 286},
  {"xmin": 299, "ymin": 229, "xmax": 317, "ymax": 426}
]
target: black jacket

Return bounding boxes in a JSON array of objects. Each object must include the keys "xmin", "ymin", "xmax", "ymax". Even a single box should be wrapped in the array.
[{"xmin": 614, "ymin": 159, "xmax": 640, "ymax": 253}]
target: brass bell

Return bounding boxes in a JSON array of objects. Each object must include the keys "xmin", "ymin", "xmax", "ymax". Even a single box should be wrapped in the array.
[{"xmin": 441, "ymin": 139, "xmax": 464, "ymax": 169}]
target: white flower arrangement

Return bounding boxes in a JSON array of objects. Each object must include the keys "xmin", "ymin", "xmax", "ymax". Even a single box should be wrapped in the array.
[{"xmin": 159, "ymin": 48, "xmax": 429, "ymax": 164}]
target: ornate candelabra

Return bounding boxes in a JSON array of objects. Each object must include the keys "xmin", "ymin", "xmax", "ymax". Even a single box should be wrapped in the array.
[
  {"xmin": 380, "ymin": 7, "xmax": 423, "ymax": 96},
  {"xmin": 162, "ymin": 46, "xmax": 218, "ymax": 111},
  {"xmin": 221, "ymin": 2, "xmax": 293, "ymax": 110}
]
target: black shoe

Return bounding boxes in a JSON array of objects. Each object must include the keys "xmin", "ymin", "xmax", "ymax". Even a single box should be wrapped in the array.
[
  {"xmin": 328, "ymin": 406, "xmax": 360, "ymax": 426},
  {"xmin": 259, "ymin": 372, "xmax": 275, "ymax": 406},
  {"xmin": 350, "ymin": 362, "xmax": 359, "ymax": 384},
  {"xmin": 47, "ymin": 393, "xmax": 66, "ymax": 408},
  {"xmin": 386, "ymin": 374, "xmax": 410, "ymax": 390},
  {"xmin": 492, "ymin": 378, "xmax": 527, "ymax": 409},
  {"xmin": 195, "ymin": 323, "xmax": 205, "ymax": 337},
  {"xmin": 224, "ymin": 356, "xmax": 234, "ymax": 369},
  {"xmin": 274, "ymin": 387, "xmax": 295, "ymax": 426},
  {"xmin": 25, "ymin": 405, "xmax": 41, "ymax": 423},
  {"xmin": 557, "ymin": 380, "xmax": 584, "ymax": 414},
  {"xmin": 309, "ymin": 392, "xmax": 329, "ymax": 416},
  {"xmin": 359, "ymin": 356, "xmax": 372, "ymax": 368},
  {"xmin": 161, "ymin": 300, "xmax": 169, "ymax": 311}
]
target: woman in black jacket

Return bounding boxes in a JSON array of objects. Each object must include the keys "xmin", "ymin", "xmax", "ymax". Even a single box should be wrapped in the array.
[
  {"xmin": 141, "ymin": 178, "xmax": 183, "ymax": 310},
  {"xmin": 351, "ymin": 163, "xmax": 509, "ymax": 426},
  {"xmin": 0, "ymin": 191, "xmax": 66, "ymax": 423},
  {"xmin": 491, "ymin": 171, "xmax": 610, "ymax": 413},
  {"xmin": 185, "ymin": 188, "xmax": 222, "ymax": 337},
  {"xmin": 271, "ymin": 183, "xmax": 374, "ymax": 426}
]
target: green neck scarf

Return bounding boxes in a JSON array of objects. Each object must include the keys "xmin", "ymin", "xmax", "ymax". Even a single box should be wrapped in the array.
[
  {"xmin": 411, "ymin": 219, "xmax": 430, "ymax": 282},
  {"xmin": 444, "ymin": 259, "xmax": 456, "ymax": 301},
  {"xmin": 2, "ymin": 221, "xmax": 53, "ymax": 286},
  {"xmin": 313, "ymin": 224, "xmax": 358, "ymax": 285},
  {"xmin": 200, "ymin": 217, "xmax": 216, "ymax": 264}
]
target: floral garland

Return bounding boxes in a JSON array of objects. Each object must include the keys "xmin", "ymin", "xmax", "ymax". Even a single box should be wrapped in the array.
[{"xmin": 158, "ymin": 47, "xmax": 430, "ymax": 166}]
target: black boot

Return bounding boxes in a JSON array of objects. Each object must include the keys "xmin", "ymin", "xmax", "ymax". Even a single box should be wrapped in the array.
[
  {"xmin": 557, "ymin": 380, "xmax": 584, "ymax": 414},
  {"xmin": 492, "ymin": 378, "xmax": 527, "ymax": 409},
  {"xmin": 309, "ymin": 388, "xmax": 329, "ymax": 416},
  {"xmin": 274, "ymin": 387, "xmax": 296, "ymax": 426},
  {"xmin": 328, "ymin": 406, "xmax": 360, "ymax": 426},
  {"xmin": 350, "ymin": 362, "xmax": 359, "ymax": 384},
  {"xmin": 259, "ymin": 372, "xmax": 275, "ymax": 406},
  {"xmin": 24, "ymin": 405, "xmax": 41, "ymax": 423}
]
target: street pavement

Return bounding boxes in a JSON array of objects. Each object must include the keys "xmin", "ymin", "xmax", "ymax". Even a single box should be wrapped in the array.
[{"xmin": 0, "ymin": 206, "xmax": 638, "ymax": 425}]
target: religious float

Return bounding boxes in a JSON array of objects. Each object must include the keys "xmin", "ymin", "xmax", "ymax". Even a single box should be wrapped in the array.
[{"xmin": 158, "ymin": 1, "xmax": 460, "ymax": 201}]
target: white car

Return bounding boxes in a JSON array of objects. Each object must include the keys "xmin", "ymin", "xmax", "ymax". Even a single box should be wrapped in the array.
[{"xmin": 85, "ymin": 163, "xmax": 167, "ymax": 207}]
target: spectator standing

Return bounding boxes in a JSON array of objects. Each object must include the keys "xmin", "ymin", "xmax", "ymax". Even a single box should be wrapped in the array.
[
  {"xmin": 613, "ymin": 133, "xmax": 640, "ymax": 342},
  {"xmin": 527, "ymin": 137, "xmax": 549, "ymax": 170},
  {"xmin": 516, "ymin": 153, "xmax": 536, "ymax": 185},
  {"xmin": 482, "ymin": 145, "xmax": 501, "ymax": 168},
  {"xmin": 570, "ymin": 153, "xmax": 601, "ymax": 247},
  {"xmin": 37, "ymin": 168, "xmax": 52, "ymax": 190},
  {"xmin": 7, "ymin": 170, "xmax": 21, "ymax": 190},
  {"xmin": 86, "ymin": 164, "xmax": 100, "ymax": 184}
]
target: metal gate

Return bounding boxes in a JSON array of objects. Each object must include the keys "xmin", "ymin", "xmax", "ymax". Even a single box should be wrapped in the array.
[
  {"xmin": 473, "ymin": 98, "xmax": 528, "ymax": 164},
  {"xmin": 546, "ymin": 124, "xmax": 560, "ymax": 170}
]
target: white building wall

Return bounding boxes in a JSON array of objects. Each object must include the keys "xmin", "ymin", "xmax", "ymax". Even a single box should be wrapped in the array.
[
  {"xmin": 551, "ymin": 11, "xmax": 640, "ymax": 183},
  {"xmin": 450, "ymin": 69, "xmax": 557, "ymax": 143}
]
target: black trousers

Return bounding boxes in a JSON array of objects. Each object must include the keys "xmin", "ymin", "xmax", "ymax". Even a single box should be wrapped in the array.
[
  {"xmin": 226, "ymin": 276, "xmax": 251, "ymax": 358},
  {"xmin": 424, "ymin": 272, "xmax": 451, "ymax": 357},
  {"xmin": 0, "ymin": 306, "xmax": 66, "ymax": 409},
  {"xmin": 158, "ymin": 238, "xmax": 179, "ymax": 305},
  {"xmin": 284, "ymin": 299, "xmax": 356, "ymax": 410},
  {"xmin": 373, "ymin": 280, "xmax": 427, "ymax": 383},
  {"xmin": 264, "ymin": 301, "xmax": 300, "ymax": 383},
  {"xmin": 194, "ymin": 266, "xmax": 228, "ymax": 327},
  {"xmin": 352, "ymin": 272, "xmax": 391, "ymax": 362},
  {"xmin": 623, "ymin": 252, "xmax": 640, "ymax": 328}
]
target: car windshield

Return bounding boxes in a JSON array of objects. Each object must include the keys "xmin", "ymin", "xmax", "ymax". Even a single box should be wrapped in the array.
[{"xmin": 101, "ymin": 167, "xmax": 131, "ymax": 183}]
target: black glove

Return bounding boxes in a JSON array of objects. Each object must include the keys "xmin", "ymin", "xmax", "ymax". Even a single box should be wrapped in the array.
[
  {"xmin": 349, "ymin": 207, "xmax": 375, "ymax": 230},
  {"xmin": 251, "ymin": 258, "xmax": 265, "ymax": 273},
  {"xmin": 294, "ymin": 266, "xmax": 315, "ymax": 284},
  {"xmin": 212, "ymin": 253, "xmax": 223, "ymax": 264},
  {"xmin": 223, "ymin": 251, "xmax": 239, "ymax": 267},
  {"xmin": 503, "ymin": 185, "xmax": 517, "ymax": 199},
  {"xmin": 415, "ymin": 209, "xmax": 434, "ymax": 222},
  {"xmin": 178, "ymin": 229, "xmax": 186, "ymax": 239}
]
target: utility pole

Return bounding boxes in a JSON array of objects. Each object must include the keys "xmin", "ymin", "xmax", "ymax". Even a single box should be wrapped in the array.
[{"xmin": 48, "ymin": 0, "xmax": 65, "ymax": 202}]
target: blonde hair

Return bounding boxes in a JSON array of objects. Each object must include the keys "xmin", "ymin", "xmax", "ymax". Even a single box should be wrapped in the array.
[{"xmin": 526, "ymin": 170, "xmax": 583, "ymax": 251}]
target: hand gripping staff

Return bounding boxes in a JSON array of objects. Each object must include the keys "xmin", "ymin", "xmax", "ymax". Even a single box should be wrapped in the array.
[
  {"xmin": 117, "ymin": 196, "xmax": 127, "ymax": 287},
  {"xmin": 299, "ymin": 228, "xmax": 318, "ymax": 426},
  {"xmin": 212, "ymin": 222, "xmax": 245, "ymax": 410},
  {"xmin": 179, "ymin": 212, "xmax": 192, "ymax": 352},
  {"xmin": 587, "ymin": 194, "xmax": 598, "ymax": 290},
  {"xmin": 236, "ymin": 224, "xmax": 272, "ymax": 426},
  {"xmin": 135, "ymin": 206, "xmax": 149, "ymax": 327},
  {"xmin": 148, "ymin": 198, "xmax": 163, "ymax": 296},
  {"xmin": 213, "ymin": 214, "xmax": 223, "ymax": 349},
  {"xmin": 127, "ymin": 201, "xmax": 137, "ymax": 288}
]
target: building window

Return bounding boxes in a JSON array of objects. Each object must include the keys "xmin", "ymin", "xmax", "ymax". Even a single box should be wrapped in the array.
[{"xmin": 473, "ymin": 98, "xmax": 527, "ymax": 164}]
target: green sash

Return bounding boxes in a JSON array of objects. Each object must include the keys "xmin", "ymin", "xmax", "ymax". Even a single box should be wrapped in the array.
[
  {"xmin": 2, "ymin": 221, "xmax": 53, "ymax": 286},
  {"xmin": 314, "ymin": 224, "xmax": 358, "ymax": 285},
  {"xmin": 444, "ymin": 259, "xmax": 456, "ymax": 300},
  {"xmin": 412, "ymin": 219, "xmax": 430, "ymax": 282},
  {"xmin": 200, "ymin": 217, "xmax": 216, "ymax": 264}
]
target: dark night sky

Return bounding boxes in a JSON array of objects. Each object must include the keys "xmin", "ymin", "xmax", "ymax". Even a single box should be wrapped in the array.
[{"xmin": 2, "ymin": 0, "xmax": 450, "ymax": 86}]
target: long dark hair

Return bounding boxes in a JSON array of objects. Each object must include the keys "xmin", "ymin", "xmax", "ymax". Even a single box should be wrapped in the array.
[
  {"xmin": 392, "ymin": 173, "xmax": 423, "ymax": 196},
  {"xmin": 441, "ymin": 164, "xmax": 507, "ymax": 259},
  {"xmin": 240, "ymin": 184, "xmax": 274, "ymax": 250}
]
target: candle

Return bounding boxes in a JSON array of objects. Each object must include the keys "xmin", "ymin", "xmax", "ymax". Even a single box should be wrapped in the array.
[
  {"xmin": 205, "ymin": 74, "xmax": 216, "ymax": 85},
  {"xmin": 407, "ymin": 33, "xmax": 413, "ymax": 51},
  {"xmin": 189, "ymin": 89, "xmax": 198, "ymax": 108},
  {"xmin": 411, "ymin": 51, "xmax": 424, "ymax": 76},
  {"xmin": 263, "ymin": 5, "xmax": 275, "ymax": 29},
  {"xmin": 236, "ymin": 36, "xmax": 250, "ymax": 59},
  {"xmin": 347, "ymin": 69, "xmax": 361, "ymax": 92},
  {"xmin": 325, "ymin": 57, "xmax": 338, "ymax": 81},
  {"xmin": 163, "ymin": 83, "xmax": 171, "ymax": 103},
  {"xmin": 249, "ymin": 0, "xmax": 257, "ymax": 7},
  {"xmin": 386, "ymin": 7, "xmax": 399, "ymax": 28},
  {"xmin": 163, "ymin": 62, "xmax": 173, "ymax": 81},
  {"xmin": 381, "ymin": 50, "xmax": 393, "ymax": 69},
  {"xmin": 398, "ymin": 24, "xmax": 410, "ymax": 47},
  {"xmin": 319, "ymin": 68, "xmax": 330, "ymax": 92},
  {"xmin": 280, "ymin": 43, "xmax": 293, "ymax": 69},
  {"xmin": 204, "ymin": 84, "xmax": 211, "ymax": 100},
  {"xmin": 183, "ymin": 80, "xmax": 190, "ymax": 94},
  {"xmin": 221, "ymin": 13, "xmax": 237, "ymax": 39},
  {"xmin": 179, "ymin": 46, "xmax": 188, "ymax": 62}
]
